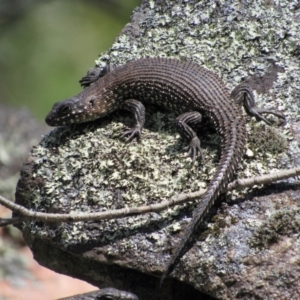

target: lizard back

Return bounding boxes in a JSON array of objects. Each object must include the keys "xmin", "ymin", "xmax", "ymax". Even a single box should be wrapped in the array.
[{"xmin": 103, "ymin": 58, "xmax": 241, "ymax": 119}]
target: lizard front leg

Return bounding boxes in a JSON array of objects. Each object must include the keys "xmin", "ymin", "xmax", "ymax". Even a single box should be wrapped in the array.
[
  {"xmin": 120, "ymin": 99, "xmax": 146, "ymax": 142},
  {"xmin": 175, "ymin": 111, "xmax": 202, "ymax": 161},
  {"xmin": 231, "ymin": 84, "xmax": 286, "ymax": 125},
  {"xmin": 79, "ymin": 64, "xmax": 115, "ymax": 87}
]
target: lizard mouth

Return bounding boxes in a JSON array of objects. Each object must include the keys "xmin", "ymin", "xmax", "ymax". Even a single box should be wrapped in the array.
[
  {"xmin": 45, "ymin": 100, "xmax": 77, "ymax": 126},
  {"xmin": 45, "ymin": 113, "xmax": 56, "ymax": 126},
  {"xmin": 45, "ymin": 113, "xmax": 79, "ymax": 126}
]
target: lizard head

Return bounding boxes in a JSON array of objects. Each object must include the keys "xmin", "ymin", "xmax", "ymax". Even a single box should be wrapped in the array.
[{"xmin": 45, "ymin": 85, "xmax": 117, "ymax": 126}]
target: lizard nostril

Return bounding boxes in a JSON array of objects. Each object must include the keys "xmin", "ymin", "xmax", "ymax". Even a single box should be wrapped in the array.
[{"xmin": 89, "ymin": 98, "xmax": 95, "ymax": 107}]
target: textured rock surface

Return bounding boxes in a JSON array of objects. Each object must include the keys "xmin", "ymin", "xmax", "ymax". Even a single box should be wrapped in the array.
[{"xmin": 15, "ymin": 0, "xmax": 300, "ymax": 299}]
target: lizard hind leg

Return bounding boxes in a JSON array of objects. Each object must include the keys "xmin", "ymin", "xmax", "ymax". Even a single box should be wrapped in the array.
[
  {"xmin": 175, "ymin": 111, "xmax": 203, "ymax": 162},
  {"xmin": 231, "ymin": 84, "xmax": 286, "ymax": 125}
]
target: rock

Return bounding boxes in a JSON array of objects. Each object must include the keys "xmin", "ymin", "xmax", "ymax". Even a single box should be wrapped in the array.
[{"xmin": 14, "ymin": 0, "xmax": 300, "ymax": 299}]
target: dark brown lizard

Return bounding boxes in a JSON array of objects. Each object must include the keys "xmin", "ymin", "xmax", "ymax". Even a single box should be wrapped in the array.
[
  {"xmin": 59, "ymin": 287, "xmax": 138, "ymax": 300},
  {"xmin": 45, "ymin": 57, "xmax": 285, "ymax": 285}
]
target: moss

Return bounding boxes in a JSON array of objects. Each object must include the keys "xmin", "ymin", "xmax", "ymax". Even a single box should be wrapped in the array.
[
  {"xmin": 248, "ymin": 122, "xmax": 288, "ymax": 156},
  {"xmin": 209, "ymin": 214, "xmax": 228, "ymax": 236},
  {"xmin": 251, "ymin": 207, "xmax": 300, "ymax": 249}
]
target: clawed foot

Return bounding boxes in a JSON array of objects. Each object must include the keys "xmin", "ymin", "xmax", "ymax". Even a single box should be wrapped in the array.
[
  {"xmin": 251, "ymin": 107, "xmax": 286, "ymax": 126},
  {"xmin": 121, "ymin": 125, "xmax": 142, "ymax": 142},
  {"xmin": 79, "ymin": 68, "xmax": 103, "ymax": 87},
  {"xmin": 238, "ymin": 86, "xmax": 286, "ymax": 126},
  {"xmin": 231, "ymin": 84, "xmax": 286, "ymax": 126},
  {"xmin": 79, "ymin": 65, "xmax": 113, "ymax": 87},
  {"xmin": 182, "ymin": 136, "xmax": 202, "ymax": 162}
]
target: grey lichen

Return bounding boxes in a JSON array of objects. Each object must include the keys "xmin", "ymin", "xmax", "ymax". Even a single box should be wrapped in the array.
[{"xmin": 19, "ymin": 111, "xmax": 213, "ymax": 248}]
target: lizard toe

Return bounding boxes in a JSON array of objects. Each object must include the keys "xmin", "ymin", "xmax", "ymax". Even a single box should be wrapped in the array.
[
  {"xmin": 121, "ymin": 126, "xmax": 142, "ymax": 142},
  {"xmin": 183, "ymin": 137, "xmax": 202, "ymax": 162}
]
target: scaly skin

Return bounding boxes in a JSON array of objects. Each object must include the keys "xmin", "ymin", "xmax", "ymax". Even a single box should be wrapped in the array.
[
  {"xmin": 45, "ymin": 58, "xmax": 285, "ymax": 285},
  {"xmin": 59, "ymin": 287, "xmax": 138, "ymax": 300}
]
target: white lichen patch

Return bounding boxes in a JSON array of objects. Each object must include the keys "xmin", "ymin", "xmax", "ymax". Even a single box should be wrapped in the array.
[{"xmin": 20, "ymin": 111, "xmax": 219, "ymax": 247}]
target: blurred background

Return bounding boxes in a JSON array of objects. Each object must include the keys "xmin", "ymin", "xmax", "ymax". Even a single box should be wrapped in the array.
[
  {"xmin": 0, "ymin": 1, "xmax": 140, "ymax": 299},
  {"xmin": 0, "ymin": 0, "xmax": 139, "ymax": 118}
]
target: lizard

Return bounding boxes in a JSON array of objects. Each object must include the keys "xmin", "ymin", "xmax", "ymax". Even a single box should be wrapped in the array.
[
  {"xmin": 60, "ymin": 287, "xmax": 138, "ymax": 300},
  {"xmin": 45, "ymin": 57, "xmax": 285, "ymax": 285}
]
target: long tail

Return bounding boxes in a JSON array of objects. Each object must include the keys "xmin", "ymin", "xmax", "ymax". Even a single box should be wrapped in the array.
[{"xmin": 160, "ymin": 118, "xmax": 246, "ymax": 286}]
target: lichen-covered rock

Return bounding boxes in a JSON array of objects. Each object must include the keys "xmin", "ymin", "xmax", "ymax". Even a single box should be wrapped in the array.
[{"xmin": 15, "ymin": 0, "xmax": 300, "ymax": 299}]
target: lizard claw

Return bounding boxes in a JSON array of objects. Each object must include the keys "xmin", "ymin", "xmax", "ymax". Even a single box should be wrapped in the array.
[
  {"xmin": 121, "ymin": 125, "xmax": 142, "ymax": 142},
  {"xmin": 182, "ymin": 136, "xmax": 202, "ymax": 162},
  {"xmin": 253, "ymin": 109, "xmax": 286, "ymax": 126}
]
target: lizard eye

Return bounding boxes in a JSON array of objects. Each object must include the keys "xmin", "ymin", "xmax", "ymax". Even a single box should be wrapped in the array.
[{"xmin": 59, "ymin": 104, "xmax": 71, "ymax": 115}]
